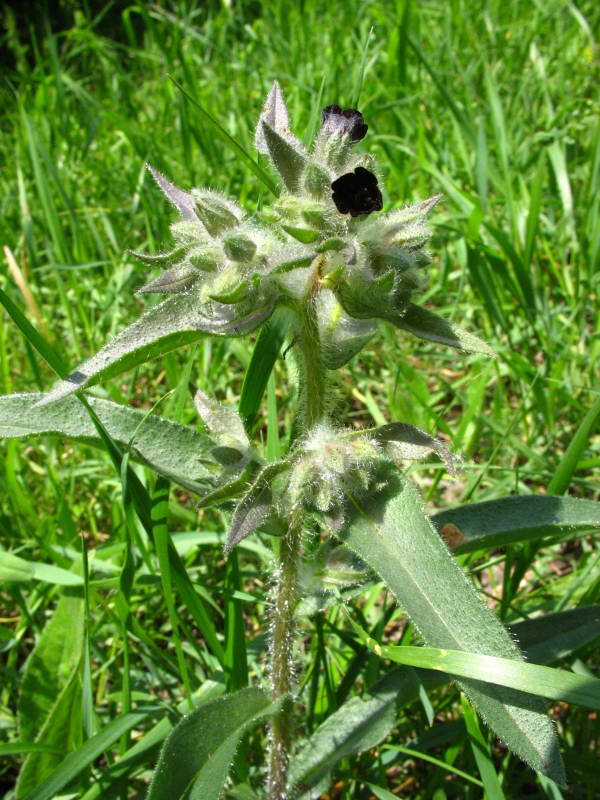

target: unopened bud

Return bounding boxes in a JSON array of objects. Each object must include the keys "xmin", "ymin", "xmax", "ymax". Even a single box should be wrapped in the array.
[
  {"xmin": 223, "ymin": 233, "xmax": 257, "ymax": 262},
  {"xmin": 192, "ymin": 190, "xmax": 241, "ymax": 236}
]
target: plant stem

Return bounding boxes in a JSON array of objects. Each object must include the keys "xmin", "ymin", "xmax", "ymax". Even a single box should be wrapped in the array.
[
  {"xmin": 267, "ymin": 260, "xmax": 328, "ymax": 799},
  {"xmin": 267, "ymin": 506, "xmax": 303, "ymax": 800}
]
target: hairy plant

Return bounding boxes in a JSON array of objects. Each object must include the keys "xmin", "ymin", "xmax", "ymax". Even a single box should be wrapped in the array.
[{"xmin": 7, "ymin": 81, "xmax": 600, "ymax": 799}]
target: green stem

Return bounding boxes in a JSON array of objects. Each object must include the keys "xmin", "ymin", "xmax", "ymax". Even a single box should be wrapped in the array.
[
  {"xmin": 267, "ymin": 261, "xmax": 329, "ymax": 799},
  {"xmin": 296, "ymin": 256, "xmax": 328, "ymax": 430}
]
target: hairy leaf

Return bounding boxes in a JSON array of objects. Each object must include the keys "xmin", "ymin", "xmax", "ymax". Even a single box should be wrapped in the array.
[
  {"xmin": 16, "ymin": 594, "xmax": 85, "ymax": 797},
  {"xmin": 255, "ymin": 80, "xmax": 290, "ymax": 155},
  {"xmin": 0, "ymin": 393, "xmax": 218, "ymax": 494},
  {"xmin": 289, "ymin": 681, "xmax": 397, "ymax": 797},
  {"xmin": 147, "ymin": 165, "xmax": 198, "ymax": 221},
  {"xmin": 371, "ymin": 421, "xmax": 456, "ymax": 474},
  {"xmin": 339, "ymin": 471, "xmax": 565, "ymax": 785},
  {"xmin": 261, "ymin": 119, "xmax": 307, "ymax": 193},
  {"xmin": 432, "ymin": 495, "xmax": 600, "ymax": 554},
  {"xmin": 225, "ymin": 461, "xmax": 289, "ymax": 554},
  {"xmin": 37, "ymin": 290, "xmax": 275, "ymax": 406},
  {"xmin": 390, "ymin": 304, "xmax": 496, "ymax": 355},
  {"xmin": 146, "ymin": 688, "xmax": 280, "ymax": 800}
]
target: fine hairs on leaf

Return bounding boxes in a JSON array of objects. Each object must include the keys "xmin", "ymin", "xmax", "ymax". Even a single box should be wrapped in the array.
[{"xmin": 6, "ymin": 76, "xmax": 594, "ymax": 800}]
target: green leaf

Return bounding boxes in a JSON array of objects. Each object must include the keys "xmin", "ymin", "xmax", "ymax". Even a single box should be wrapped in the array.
[
  {"xmin": 370, "ymin": 421, "xmax": 456, "ymax": 474},
  {"xmin": 0, "ymin": 551, "xmax": 82, "ymax": 585},
  {"xmin": 146, "ymin": 688, "xmax": 280, "ymax": 800},
  {"xmin": 37, "ymin": 289, "xmax": 275, "ymax": 406},
  {"xmin": 431, "ymin": 495, "xmax": 600, "ymax": 554},
  {"xmin": 78, "ymin": 687, "xmax": 226, "ymax": 799},
  {"xmin": 390, "ymin": 304, "xmax": 496, "ymax": 356},
  {"xmin": 239, "ymin": 312, "xmax": 288, "ymax": 433},
  {"xmin": 508, "ymin": 606, "xmax": 600, "ymax": 665},
  {"xmin": 17, "ymin": 594, "xmax": 84, "ymax": 743},
  {"xmin": 317, "ymin": 290, "xmax": 377, "ymax": 369},
  {"xmin": 16, "ymin": 594, "xmax": 85, "ymax": 797},
  {"xmin": 548, "ymin": 396, "xmax": 600, "ymax": 495},
  {"xmin": 24, "ymin": 710, "xmax": 152, "ymax": 800},
  {"xmin": 461, "ymin": 696, "xmax": 506, "ymax": 800},
  {"xmin": 289, "ymin": 684, "xmax": 397, "ymax": 797},
  {"xmin": 16, "ymin": 668, "xmax": 84, "ymax": 798},
  {"xmin": 225, "ymin": 461, "xmax": 288, "ymax": 554},
  {"xmin": 0, "ymin": 393, "xmax": 219, "ymax": 494},
  {"xmin": 339, "ymin": 472, "xmax": 565, "ymax": 785},
  {"xmin": 194, "ymin": 389, "xmax": 249, "ymax": 454},
  {"xmin": 304, "ymin": 603, "xmax": 600, "ymax": 791}
]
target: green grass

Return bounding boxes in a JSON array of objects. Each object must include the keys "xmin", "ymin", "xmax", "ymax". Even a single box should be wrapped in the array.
[{"xmin": 0, "ymin": 1, "xmax": 599, "ymax": 798}]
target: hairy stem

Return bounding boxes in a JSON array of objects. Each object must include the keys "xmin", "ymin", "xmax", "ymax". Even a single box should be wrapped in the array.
[
  {"xmin": 267, "ymin": 507, "xmax": 303, "ymax": 800},
  {"xmin": 267, "ymin": 261, "xmax": 328, "ymax": 798}
]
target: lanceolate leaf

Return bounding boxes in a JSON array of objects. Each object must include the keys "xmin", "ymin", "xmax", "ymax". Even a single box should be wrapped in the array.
[
  {"xmin": 339, "ymin": 471, "xmax": 565, "ymax": 785},
  {"xmin": 224, "ymin": 461, "xmax": 289, "ymax": 554},
  {"xmin": 255, "ymin": 80, "xmax": 290, "ymax": 155},
  {"xmin": 431, "ymin": 495, "xmax": 600, "ymax": 554},
  {"xmin": 390, "ymin": 304, "xmax": 496, "ymax": 356},
  {"xmin": 146, "ymin": 688, "xmax": 281, "ymax": 800},
  {"xmin": 16, "ymin": 594, "xmax": 85, "ymax": 798},
  {"xmin": 508, "ymin": 606, "xmax": 600, "ymax": 665},
  {"xmin": 261, "ymin": 119, "xmax": 307, "ymax": 193},
  {"xmin": 36, "ymin": 290, "xmax": 275, "ymax": 407},
  {"xmin": 289, "ymin": 681, "xmax": 398, "ymax": 797},
  {"xmin": 0, "ymin": 393, "xmax": 219, "ymax": 494}
]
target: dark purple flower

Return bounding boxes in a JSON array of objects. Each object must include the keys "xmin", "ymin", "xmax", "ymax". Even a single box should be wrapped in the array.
[
  {"xmin": 331, "ymin": 167, "xmax": 383, "ymax": 217},
  {"xmin": 321, "ymin": 105, "xmax": 368, "ymax": 143}
]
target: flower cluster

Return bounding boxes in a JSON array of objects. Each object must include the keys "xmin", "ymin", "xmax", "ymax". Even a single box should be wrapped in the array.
[{"xmin": 131, "ymin": 82, "xmax": 440, "ymax": 369}]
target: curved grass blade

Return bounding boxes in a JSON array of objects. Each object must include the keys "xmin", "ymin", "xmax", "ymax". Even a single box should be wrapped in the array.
[
  {"xmin": 344, "ymin": 614, "xmax": 600, "ymax": 711},
  {"xmin": 24, "ymin": 710, "xmax": 153, "ymax": 800}
]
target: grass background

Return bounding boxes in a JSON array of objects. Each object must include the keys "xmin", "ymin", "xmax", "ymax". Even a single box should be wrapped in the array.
[{"xmin": 0, "ymin": 0, "xmax": 598, "ymax": 797}]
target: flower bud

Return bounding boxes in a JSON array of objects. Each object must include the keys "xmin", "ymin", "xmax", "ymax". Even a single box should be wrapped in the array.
[
  {"xmin": 223, "ymin": 233, "xmax": 257, "ymax": 262},
  {"xmin": 188, "ymin": 244, "xmax": 221, "ymax": 272},
  {"xmin": 303, "ymin": 160, "xmax": 332, "ymax": 199},
  {"xmin": 284, "ymin": 425, "xmax": 383, "ymax": 516},
  {"xmin": 205, "ymin": 265, "xmax": 249, "ymax": 304},
  {"xmin": 192, "ymin": 190, "xmax": 242, "ymax": 236}
]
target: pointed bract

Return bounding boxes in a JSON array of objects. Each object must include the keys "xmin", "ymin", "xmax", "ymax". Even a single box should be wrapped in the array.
[
  {"xmin": 136, "ymin": 265, "xmax": 201, "ymax": 295},
  {"xmin": 194, "ymin": 389, "xmax": 249, "ymax": 453},
  {"xmin": 261, "ymin": 120, "xmax": 307, "ymax": 193},
  {"xmin": 255, "ymin": 81, "xmax": 290, "ymax": 155},
  {"xmin": 147, "ymin": 165, "xmax": 198, "ymax": 221}
]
